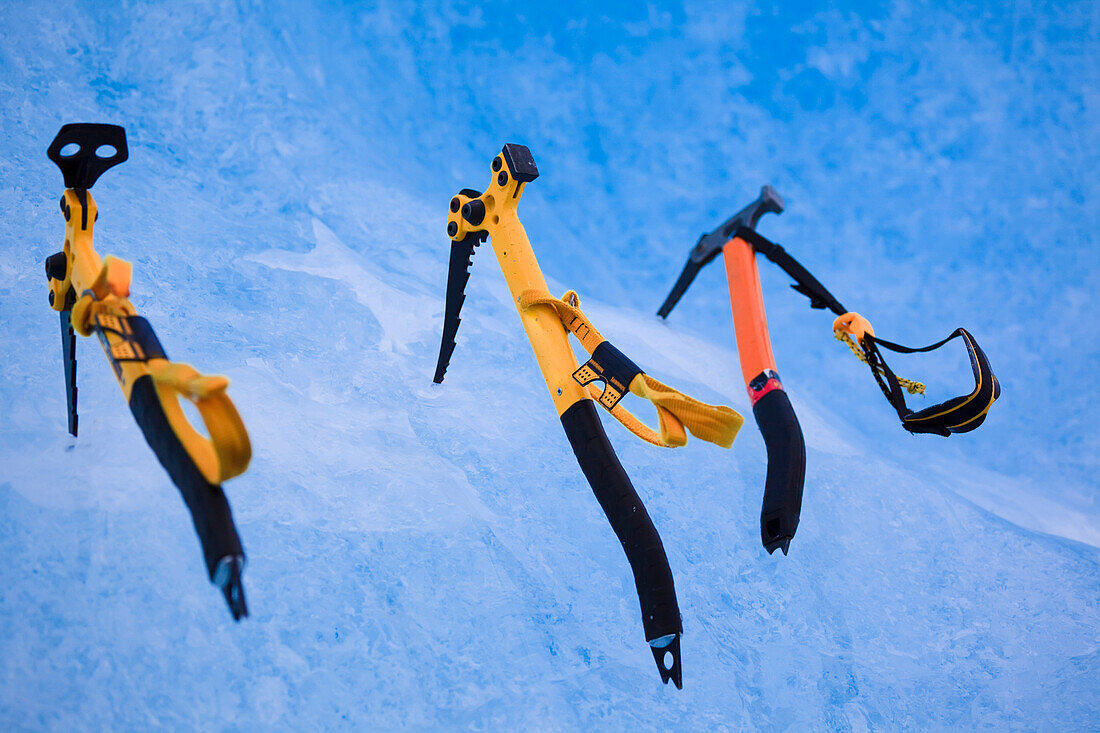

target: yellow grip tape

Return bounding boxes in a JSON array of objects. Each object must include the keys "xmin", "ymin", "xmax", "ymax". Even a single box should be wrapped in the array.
[{"xmin": 519, "ymin": 289, "xmax": 743, "ymax": 449}]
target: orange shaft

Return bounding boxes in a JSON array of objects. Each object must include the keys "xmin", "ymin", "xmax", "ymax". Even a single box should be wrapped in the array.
[{"xmin": 722, "ymin": 237, "xmax": 781, "ymax": 402}]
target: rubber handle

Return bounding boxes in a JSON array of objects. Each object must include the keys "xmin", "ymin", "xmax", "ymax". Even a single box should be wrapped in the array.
[
  {"xmin": 753, "ymin": 388, "xmax": 806, "ymax": 554},
  {"xmin": 128, "ymin": 374, "xmax": 245, "ymax": 581},
  {"xmin": 559, "ymin": 401, "xmax": 682, "ymax": 641}
]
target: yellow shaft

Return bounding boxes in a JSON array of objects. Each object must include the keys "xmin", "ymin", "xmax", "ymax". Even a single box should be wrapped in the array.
[
  {"xmin": 65, "ymin": 192, "xmax": 104, "ymax": 288},
  {"xmin": 486, "ymin": 216, "xmax": 590, "ymax": 415},
  {"xmin": 51, "ymin": 189, "xmax": 147, "ymax": 401}
]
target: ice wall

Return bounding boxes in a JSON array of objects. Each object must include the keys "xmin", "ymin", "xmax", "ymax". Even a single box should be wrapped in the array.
[{"xmin": 0, "ymin": 1, "xmax": 1096, "ymax": 729}]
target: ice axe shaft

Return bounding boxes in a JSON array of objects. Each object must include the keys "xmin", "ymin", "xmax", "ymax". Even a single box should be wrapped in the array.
[
  {"xmin": 437, "ymin": 145, "xmax": 706, "ymax": 688},
  {"xmin": 722, "ymin": 232, "xmax": 805, "ymax": 554}
]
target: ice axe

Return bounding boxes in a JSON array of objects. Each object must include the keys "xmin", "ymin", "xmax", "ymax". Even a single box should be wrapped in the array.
[
  {"xmin": 658, "ymin": 186, "xmax": 805, "ymax": 555},
  {"xmin": 434, "ymin": 144, "xmax": 746, "ymax": 688},
  {"xmin": 658, "ymin": 186, "xmax": 1002, "ymax": 555},
  {"xmin": 42, "ymin": 123, "xmax": 252, "ymax": 620}
]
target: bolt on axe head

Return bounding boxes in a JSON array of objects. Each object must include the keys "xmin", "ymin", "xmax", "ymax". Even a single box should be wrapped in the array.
[{"xmin": 657, "ymin": 185, "xmax": 785, "ymax": 319}]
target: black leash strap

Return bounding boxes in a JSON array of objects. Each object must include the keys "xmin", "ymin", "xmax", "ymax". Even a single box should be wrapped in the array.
[
  {"xmin": 863, "ymin": 329, "xmax": 1000, "ymax": 436},
  {"xmin": 735, "ymin": 226, "xmax": 848, "ymax": 315},
  {"xmin": 734, "ymin": 227, "xmax": 1000, "ymax": 436}
]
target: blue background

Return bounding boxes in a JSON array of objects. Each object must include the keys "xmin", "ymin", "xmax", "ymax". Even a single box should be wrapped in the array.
[{"xmin": 0, "ymin": 1, "xmax": 1096, "ymax": 729}]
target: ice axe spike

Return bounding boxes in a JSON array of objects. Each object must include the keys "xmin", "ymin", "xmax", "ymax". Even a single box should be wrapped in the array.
[{"xmin": 657, "ymin": 186, "xmax": 784, "ymax": 318}]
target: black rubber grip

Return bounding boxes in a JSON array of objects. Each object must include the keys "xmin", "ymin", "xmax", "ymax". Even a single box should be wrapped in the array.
[
  {"xmin": 560, "ymin": 400, "xmax": 681, "ymax": 641},
  {"xmin": 753, "ymin": 388, "xmax": 806, "ymax": 555},
  {"xmin": 128, "ymin": 374, "xmax": 244, "ymax": 578}
]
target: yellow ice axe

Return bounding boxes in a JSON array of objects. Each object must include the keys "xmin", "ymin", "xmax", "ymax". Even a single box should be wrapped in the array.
[
  {"xmin": 434, "ymin": 144, "xmax": 743, "ymax": 688},
  {"xmin": 44, "ymin": 123, "xmax": 251, "ymax": 619}
]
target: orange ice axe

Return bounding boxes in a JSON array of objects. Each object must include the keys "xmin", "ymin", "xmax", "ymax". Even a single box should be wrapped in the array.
[
  {"xmin": 659, "ymin": 187, "xmax": 1001, "ymax": 556},
  {"xmin": 658, "ymin": 187, "xmax": 803, "ymax": 554}
]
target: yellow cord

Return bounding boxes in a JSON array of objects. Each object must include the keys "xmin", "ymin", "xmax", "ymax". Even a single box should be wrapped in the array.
[{"xmin": 833, "ymin": 329, "xmax": 926, "ymax": 396}]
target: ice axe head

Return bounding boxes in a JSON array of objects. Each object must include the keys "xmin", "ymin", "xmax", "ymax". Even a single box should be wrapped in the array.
[
  {"xmin": 435, "ymin": 144, "xmax": 537, "ymax": 383},
  {"xmin": 657, "ymin": 185, "xmax": 785, "ymax": 319},
  {"xmin": 712, "ymin": 185, "xmax": 784, "ymax": 245}
]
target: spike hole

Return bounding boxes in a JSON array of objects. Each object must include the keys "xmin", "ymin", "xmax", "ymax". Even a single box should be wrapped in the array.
[
  {"xmin": 95, "ymin": 144, "xmax": 117, "ymax": 159},
  {"xmin": 492, "ymin": 215, "xmax": 499, "ymax": 224},
  {"xmin": 59, "ymin": 143, "xmax": 80, "ymax": 157},
  {"xmin": 556, "ymin": 388, "xmax": 562, "ymax": 395},
  {"xmin": 663, "ymin": 651, "xmax": 674, "ymax": 670}
]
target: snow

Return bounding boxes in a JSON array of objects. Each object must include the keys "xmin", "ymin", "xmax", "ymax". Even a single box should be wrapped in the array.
[{"xmin": 0, "ymin": 0, "xmax": 1097, "ymax": 729}]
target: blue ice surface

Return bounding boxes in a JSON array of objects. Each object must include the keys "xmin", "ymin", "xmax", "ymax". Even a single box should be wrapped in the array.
[{"xmin": 0, "ymin": 0, "xmax": 1097, "ymax": 729}]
